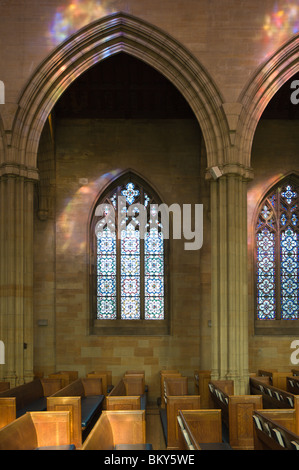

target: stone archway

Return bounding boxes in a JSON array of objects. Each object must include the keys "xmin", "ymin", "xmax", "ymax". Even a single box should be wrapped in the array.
[
  {"xmin": 12, "ymin": 11, "xmax": 226, "ymax": 172},
  {"xmin": 237, "ymin": 33, "xmax": 299, "ymax": 169},
  {"xmin": 1, "ymin": 11, "xmax": 228, "ymax": 385}
]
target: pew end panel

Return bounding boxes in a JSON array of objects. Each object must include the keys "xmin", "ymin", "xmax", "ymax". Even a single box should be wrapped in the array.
[
  {"xmin": 47, "ymin": 396, "xmax": 82, "ymax": 449},
  {"xmin": 228, "ymin": 395, "xmax": 263, "ymax": 450},
  {"xmin": 177, "ymin": 409, "xmax": 222, "ymax": 450},
  {"xmin": 106, "ymin": 395, "xmax": 141, "ymax": 411},
  {"xmin": 166, "ymin": 395, "xmax": 201, "ymax": 450},
  {"xmin": 159, "ymin": 371, "xmax": 181, "ymax": 408},
  {"xmin": 0, "ymin": 411, "xmax": 73, "ymax": 450},
  {"xmin": 194, "ymin": 370, "xmax": 211, "ymax": 408},
  {"xmin": 81, "ymin": 410, "xmax": 147, "ymax": 450},
  {"xmin": 0, "ymin": 382, "xmax": 10, "ymax": 392},
  {"xmin": 0, "ymin": 397, "xmax": 16, "ymax": 429}
]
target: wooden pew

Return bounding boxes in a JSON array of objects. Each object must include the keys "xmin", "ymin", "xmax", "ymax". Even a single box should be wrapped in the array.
[
  {"xmin": 177, "ymin": 409, "xmax": 232, "ymax": 450},
  {"xmin": 81, "ymin": 410, "xmax": 151, "ymax": 450},
  {"xmin": 257, "ymin": 369, "xmax": 292, "ymax": 390},
  {"xmin": 250, "ymin": 376, "xmax": 296, "ymax": 409},
  {"xmin": 86, "ymin": 370, "xmax": 113, "ymax": 395},
  {"xmin": 194, "ymin": 370, "xmax": 211, "ymax": 408},
  {"xmin": 0, "ymin": 411, "xmax": 74, "ymax": 450},
  {"xmin": 209, "ymin": 380, "xmax": 263, "ymax": 450},
  {"xmin": 0, "ymin": 381, "xmax": 10, "ymax": 392},
  {"xmin": 48, "ymin": 371, "xmax": 78, "ymax": 388},
  {"xmin": 106, "ymin": 373, "xmax": 146, "ymax": 411},
  {"xmin": 47, "ymin": 377, "xmax": 105, "ymax": 448},
  {"xmin": 0, "ymin": 378, "xmax": 63, "ymax": 429},
  {"xmin": 253, "ymin": 405, "xmax": 299, "ymax": 450},
  {"xmin": 287, "ymin": 375, "xmax": 299, "ymax": 396},
  {"xmin": 160, "ymin": 376, "xmax": 201, "ymax": 450},
  {"xmin": 159, "ymin": 370, "xmax": 182, "ymax": 408}
]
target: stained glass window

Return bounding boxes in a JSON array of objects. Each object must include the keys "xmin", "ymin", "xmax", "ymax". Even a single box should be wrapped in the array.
[
  {"xmin": 93, "ymin": 176, "xmax": 166, "ymax": 322},
  {"xmin": 256, "ymin": 177, "xmax": 299, "ymax": 321}
]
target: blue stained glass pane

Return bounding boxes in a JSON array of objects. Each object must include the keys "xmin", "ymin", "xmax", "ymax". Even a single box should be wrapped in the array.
[
  {"xmin": 97, "ymin": 230, "xmax": 116, "ymax": 254},
  {"xmin": 121, "ymin": 182, "xmax": 140, "ymax": 205},
  {"xmin": 280, "ymin": 227, "xmax": 298, "ymax": 319},
  {"xmin": 282, "ymin": 185, "xmax": 297, "ymax": 204},
  {"xmin": 145, "ymin": 276, "xmax": 164, "ymax": 296},
  {"xmin": 97, "ymin": 255, "xmax": 116, "ymax": 276},
  {"xmin": 97, "ymin": 277, "xmax": 116, "ymax": 297},
  {"xmin": 121, "ymin": 297, "xmax": 140, "ymax": 319},
  {"xmin": 145, "ymin": 229, "xmax": 163, "ymax": 254},
  {"xmin": 97, "ymin": 298, "xmax": 116, "ymax": 319},
  {"xmin": 145, "ymin": 255, "xmax": 164, "ymax": 275},
  {"xmin": 121, "ymin": 255, "xmax": 140, "ymax": 276},
  {"xmin": 256, "ymin": 228, "xmax": 276, "ymax": 319},
  {"xmin": 145, "ymin": 298, "xmax": 164, "ymax": 319}
]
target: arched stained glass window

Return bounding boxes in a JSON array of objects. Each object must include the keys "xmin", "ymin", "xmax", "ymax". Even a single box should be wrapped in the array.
[
  {"xmin": 255, "ymin": 176, "xmax": 299, "ymax": 325},
  {"xmin": 90, "ymin": 173, "xmax": 168, "ymax": 335}
]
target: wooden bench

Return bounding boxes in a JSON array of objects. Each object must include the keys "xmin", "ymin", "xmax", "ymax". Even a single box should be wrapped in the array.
[
  {"xmin": 0, "ymin": 381, "xmax": 10, "ymax": 392},
  {"xmin": 287, "ymin": 376, "xmax": 299, "ymax": 395},
  {"xmin": 48, "ymin": 371, "xmax": 78, "ymax": 388},
  {"xmin": 47, "ymin": 377, "xmax": 105, "ymax": 448},
  {"xmin": 81, "ymin": 410, "xmax": 152, "ymax": 450},
  {"xmin": 257, "ymin": 369, "xmax": 292, "ymax": 390},
  {"xmin": 209, "ymin": 380, "xmax": 263, "ymax": 450},
  {"xmin": 177, "ymin": 409, "xmax": 232, "ymax": 450},
  {"xmin": 0, "ymin": 378, "xmax": 63, "ymax": 429},
  {"xmin": 0, "ymin": 411, "xmax": 75, "ymax": 450},
  {"xmin": 86, "ymin": 370, "xmax": 113, "ymax": 395},
  {"xmin": 194, "ymin": 370, "xmax": 211, "ymax": 408},
  {"xmin": 106, "ymin": 373, "xmax": 146, "ymax": 411},
  {"xmin": 250, "ymin": 376, "xmax": 296, "ymax": 409},
  {"xmin": 253, "ymin": 407, "xmax": 299, "ymax": 450},
  {"xmin": 159, "ymin": 370, "xmax": 182, "ymax": 408},
  {"xmin": 159, "ymin": 376, "xmax": 201, "ymax": 450}
]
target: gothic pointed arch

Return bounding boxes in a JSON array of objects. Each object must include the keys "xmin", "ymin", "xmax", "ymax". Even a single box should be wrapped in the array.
[
  {"xmin": 89, "ymin": 170, "xmax": 169, "ymax": 335},
  {"xmin": 12, "ymin": 11, "xmax": 226, "ymax": 172},
  {"xmin": 254, "ymin": 173, "xmax": 299, "ymax": 334},
  {"xmin": 237, "ymin": 33, "xmax": 299, "ymax": 168}
]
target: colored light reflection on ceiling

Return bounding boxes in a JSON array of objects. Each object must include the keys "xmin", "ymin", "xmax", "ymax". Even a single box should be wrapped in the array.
[
  {"xmin": 49, "ymin": 0, "xmax": 116, "ymax": 46},
  {"xmin": 261, "ymin": 1, "xmax": 299, "ymax": 56}
]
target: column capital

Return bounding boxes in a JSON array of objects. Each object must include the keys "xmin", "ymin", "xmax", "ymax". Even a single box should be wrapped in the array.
[
  {"xmin": 205, "ymin": 163, "xmax": 254, "ymax": 182},
  {"xmin": 0, "ymin": 162, "xmax": 39, "ymax": 182}
]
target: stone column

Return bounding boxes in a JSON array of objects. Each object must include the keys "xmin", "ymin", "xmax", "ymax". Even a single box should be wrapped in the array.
[
  {"xmin": 0, "ymin": 164, "xmax": 38, "ymax": 385},
  {"xmin": 209, "ymin": 165, "xmax": 253, "ymax": 394}
]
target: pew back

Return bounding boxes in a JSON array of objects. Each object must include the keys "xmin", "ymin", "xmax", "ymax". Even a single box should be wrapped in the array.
[
  {"xmin": 194, "ymin": 370, "xmax": 211, "ymax": 408},
  {"xmin": 160, "ymin": 371, "xmax": 181, "ymax": 408},
  {"xmin": 0, "ymin": 378, "xmax": 62, "ymax": 429},
  {"xmin": 258, "ymin": 369, "xmax": 291, "ymax": 390},
  {"xmin": 253, "ymin": 410, "xmax": 299, "ymax": 450},
  {"xmin": 250, "ymin": 377, "xmax": 296, "ymax": 408}
]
